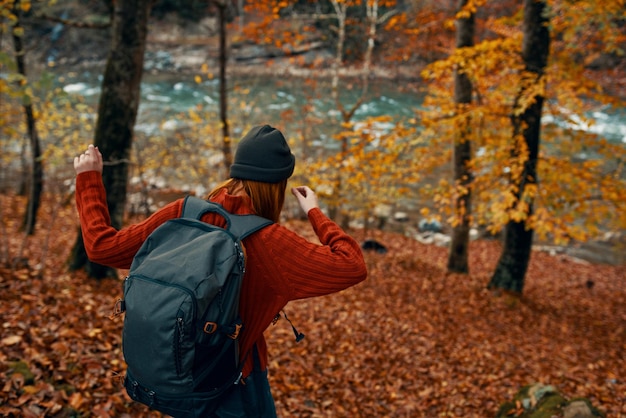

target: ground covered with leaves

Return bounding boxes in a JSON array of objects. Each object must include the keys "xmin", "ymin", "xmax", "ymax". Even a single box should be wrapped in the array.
[{"xmin": 1, "ymin": 194, "xmax": 624, "ymax": 417}]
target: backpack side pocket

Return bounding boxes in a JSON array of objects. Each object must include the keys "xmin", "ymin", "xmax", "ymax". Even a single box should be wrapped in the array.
[{"xmin": 123, "ymin": 275, "xmax": 197, "ymax": 394}]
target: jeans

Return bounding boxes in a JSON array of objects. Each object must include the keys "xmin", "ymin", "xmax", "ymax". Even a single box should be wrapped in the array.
[{"xmin": 212, "ymin": 348, "xmax": 277, "ymax": 418}]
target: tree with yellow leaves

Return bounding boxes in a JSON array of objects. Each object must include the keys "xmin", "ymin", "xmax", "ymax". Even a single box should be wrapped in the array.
[
  {"xmin": 242, "ymin": 0, "xmax": 409, "ymax": 226},
  {"xmin": 2, "ymin": 0, "xmax": 43, "ymax": 235},
  {"xmin": 488, "ymin": 0, "xmax": 550, "ymax": 292},
  {"xmin": 447, "ymin": 0, "xmax": 477, "ymax": 274},
  {"xmin": 421, "ymin": 0, "xmax": 625, "ymax": 293}
]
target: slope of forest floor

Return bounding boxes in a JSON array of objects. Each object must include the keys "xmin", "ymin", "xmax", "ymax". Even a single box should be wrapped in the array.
[{"xmin": 0, "ymin": 193, "xmax": 624, "ymax": 417}]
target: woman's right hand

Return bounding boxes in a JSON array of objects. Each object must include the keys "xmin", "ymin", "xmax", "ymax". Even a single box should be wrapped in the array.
[
  {"xmin": 291, "ymin": 186, "xmax": 319, "ymax": 214},
  {"xmin": 74, "ymin": 144, "xmax": 103, "ymax": 175}
]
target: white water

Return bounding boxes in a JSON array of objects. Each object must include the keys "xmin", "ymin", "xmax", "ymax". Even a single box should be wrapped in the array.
[{"xmin": 61, "ymin": 73, "xmax": 626, "ymax": 146}]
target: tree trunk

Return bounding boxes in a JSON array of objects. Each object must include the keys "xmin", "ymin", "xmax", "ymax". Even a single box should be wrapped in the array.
[
  {"xmin": 329, "ymin": 0, "xmax": 347, "ymax": 222},
  {"xmin": 216, "ymin": 1, "xmax": 232, "ymax": 177},
  {"xmin": 328, "ymin": 0, "xmax": 379, "ymax": 224},
  {"xmin": 447, "ymin": 0, "xmax": 475, "ymax": 274},
  {"xmin": 69, "ymin": 0, "xmax": 152, "ymax": 278},
  {"xmin": 12, "ymin": 0, "xmax": 43, "ymax": 236},
  {"xmin": 488, "ymin": 0, "xmax": 550, "ymax": 293}
]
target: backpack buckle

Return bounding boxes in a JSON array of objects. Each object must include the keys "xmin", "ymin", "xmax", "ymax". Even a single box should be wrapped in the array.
[
  {"xmin": 110, "ymin": 299, "xmax": 125, "ymax": 319},
  {"xmin": 227, "ymin": 323, "xmax": 242, "ymax": 339},
  {"xmin": 203, "ymin": 322, "xmax": 218, "ymax": 334}
]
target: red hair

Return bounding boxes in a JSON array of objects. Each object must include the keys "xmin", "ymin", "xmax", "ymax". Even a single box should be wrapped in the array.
[{"xmin": 207, "ymin": 178, "xmax": 288, "ymax": 223}]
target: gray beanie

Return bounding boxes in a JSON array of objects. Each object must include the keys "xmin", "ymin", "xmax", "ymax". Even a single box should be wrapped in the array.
[{"xmin": 230, "ymin": 125, "xmax": 296, "ymax": 183}]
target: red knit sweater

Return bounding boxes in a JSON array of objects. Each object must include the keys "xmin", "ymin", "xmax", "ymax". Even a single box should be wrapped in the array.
[{"xmin": 75, "ymin": 171, "xmax": 367, "ymax": 378}]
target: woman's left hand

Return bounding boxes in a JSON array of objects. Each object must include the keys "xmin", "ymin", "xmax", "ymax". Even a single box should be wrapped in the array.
[{"xmin": 74, "ymin": 144, "xmax": 103, "ymax": 175}]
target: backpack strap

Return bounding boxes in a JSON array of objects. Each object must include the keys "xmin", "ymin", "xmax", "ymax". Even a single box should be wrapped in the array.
[{"xmin": 182, "ymin": 196, "xmax": 273, "ymax": 240}]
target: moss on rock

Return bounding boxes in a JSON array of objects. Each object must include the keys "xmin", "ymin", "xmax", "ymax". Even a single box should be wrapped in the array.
[{"xmin": 495, "ymin": 383, "xmax": 605, "ymax": 418}]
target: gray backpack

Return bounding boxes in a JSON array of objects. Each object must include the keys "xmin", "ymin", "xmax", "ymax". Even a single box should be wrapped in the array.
[{"xmin": 118, "ymin": 196, "xmax": 272, "ymax": 417}]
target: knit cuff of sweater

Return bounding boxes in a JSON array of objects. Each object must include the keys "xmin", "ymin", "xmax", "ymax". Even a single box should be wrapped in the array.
[
  {"xmin": 306, "ymin": 207, "xmax": 326, "ymax": 223},
  {"xmin": 76, "ymin": 171, "xmax": 104, "ymax": 193}
]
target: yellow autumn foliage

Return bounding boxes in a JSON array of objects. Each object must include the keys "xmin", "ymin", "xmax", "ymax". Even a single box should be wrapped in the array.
[{"xmin": 418, "ymin": 1, "xmax": 626, "ymax": 245}]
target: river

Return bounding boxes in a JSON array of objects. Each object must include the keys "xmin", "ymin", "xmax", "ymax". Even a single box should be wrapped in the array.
[{"xmin": 61, "ymin": 71, "xmax": 626, "ymax": 147}]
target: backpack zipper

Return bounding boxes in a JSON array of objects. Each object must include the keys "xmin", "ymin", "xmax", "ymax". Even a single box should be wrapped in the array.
[{"xmin": 174, "ymin": 316, "xmax": 185, "ymax": 376}]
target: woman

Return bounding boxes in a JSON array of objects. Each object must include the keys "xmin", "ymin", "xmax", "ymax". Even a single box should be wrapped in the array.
[{"xmin": 74, "ymin": 124, "xmax": 368, "ymax": 417}]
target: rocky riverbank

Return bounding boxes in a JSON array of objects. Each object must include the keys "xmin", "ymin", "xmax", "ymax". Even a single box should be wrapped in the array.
[{"xmin": 28, "ymin": 12, "xmax": 421, "ymax": 82}]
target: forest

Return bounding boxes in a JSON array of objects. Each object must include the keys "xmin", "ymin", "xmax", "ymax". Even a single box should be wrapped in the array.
[{"xmin": 1, "ymin": 0, "xmax": 625, "ymax": 417}]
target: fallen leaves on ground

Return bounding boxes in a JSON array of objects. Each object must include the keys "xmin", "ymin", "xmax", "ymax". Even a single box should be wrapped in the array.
[{"xmin": 1, "ymin": 194, "xmax": 624, "ymax": 417}]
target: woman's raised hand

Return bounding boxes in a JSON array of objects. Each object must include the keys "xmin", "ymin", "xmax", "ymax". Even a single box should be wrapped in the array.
[
  {"xmin": 291, "ymin": 186, "xmax": 319, "ymax": 214},
  {"xmin": 74, "ymin": 144, "xmax": 103, "ymax": 174}
]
